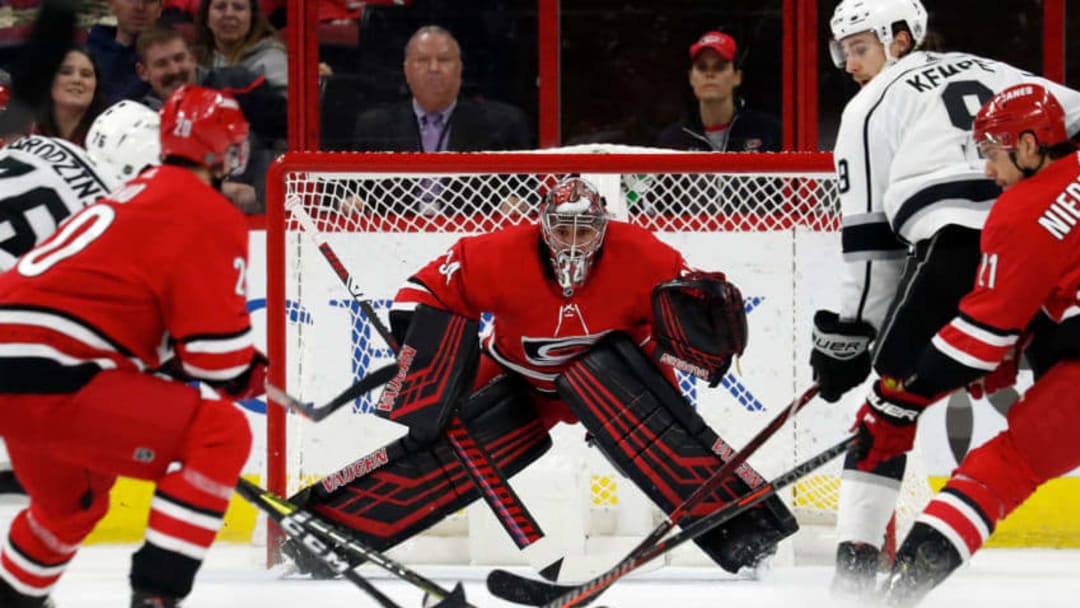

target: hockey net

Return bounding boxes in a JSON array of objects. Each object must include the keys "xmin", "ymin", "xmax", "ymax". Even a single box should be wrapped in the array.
[{"xmin": 265, "ymin": 149, "xmax": 933, "ymax": 566}]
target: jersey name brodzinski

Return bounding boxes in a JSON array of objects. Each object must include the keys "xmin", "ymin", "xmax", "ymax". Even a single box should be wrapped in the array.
[
  {"xmin": 904, "ymin": 57, "xmax": 997, "ymax": 93},
  {"xmin": 7, "ymin": 136, "xmax": 111, "ymax": 203},
  {"xmin": 1037, "ymin": 175, "xmax": 1080, "ymax": 240}
]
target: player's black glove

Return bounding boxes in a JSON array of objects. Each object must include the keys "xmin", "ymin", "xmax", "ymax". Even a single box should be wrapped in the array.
[{"xmin": 810, "ymin": 310, "xmax": 876, "ymax": 403}]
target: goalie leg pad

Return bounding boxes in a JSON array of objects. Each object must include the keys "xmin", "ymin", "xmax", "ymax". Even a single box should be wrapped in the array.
[
  {"xmin": 557, "ymin": 333, "xmax": 798, "ymax": 573},
  {"xmin": 294, "ymin": 375, "xmax": 551, "ymax": 552},
  {"xmin": 375, "ymin": 304, "xmax": 481, "ymax": 443}
]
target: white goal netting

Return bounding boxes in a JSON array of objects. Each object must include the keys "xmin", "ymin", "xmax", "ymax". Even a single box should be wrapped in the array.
[{"xmin": 266, "ymin": 149, "xmax": 932, "ymax": 567}]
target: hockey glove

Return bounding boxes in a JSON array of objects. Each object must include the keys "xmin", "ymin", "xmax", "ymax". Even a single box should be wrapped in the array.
[
  {"xmin": 851, "ymin": 379, "xmax": 933, "ymax": 472},
  {"xmin": 966, "ymin": 340, "xmax": 1025, "ymax": 400},
  {"xmin": 810, "ymin": 310, "xmax": 876, "ymax": 403},
  {"xmin": 217, "ymin": 351, "xmax": 268, "ymax": 400}
]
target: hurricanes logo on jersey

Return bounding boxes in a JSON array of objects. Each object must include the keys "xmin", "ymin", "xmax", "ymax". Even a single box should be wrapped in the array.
[{"xmin": 521, "ymin": 333, "xmax": 609, "ymax": 367}]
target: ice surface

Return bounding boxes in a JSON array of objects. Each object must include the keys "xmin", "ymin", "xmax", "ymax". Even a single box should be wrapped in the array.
[{"xmin": 42, "ymin": 544, "xmax": 1080, "ymax": 608}]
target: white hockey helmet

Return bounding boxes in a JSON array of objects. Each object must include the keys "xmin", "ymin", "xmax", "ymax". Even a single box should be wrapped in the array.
[
  {"xmin": 86, "ymin": 100, "xmax": 162, "ymax": 184},
  {"xmin": 829, "ymin": 0, "xmax": 928, "ymax": 68}
]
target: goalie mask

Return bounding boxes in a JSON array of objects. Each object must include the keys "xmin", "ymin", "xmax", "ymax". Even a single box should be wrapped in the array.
[
  {"xmin": 540, "ymin": 177, "xmax": 609, "ymax": 296},
  {"xmin": 829, "ymin": 0, "xmax": 927, "ymax": 68}
]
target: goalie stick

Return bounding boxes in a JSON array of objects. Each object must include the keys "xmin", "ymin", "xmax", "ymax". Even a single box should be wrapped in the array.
[
  {"xmin": 236, "ymin": 478, "xmax": 471, "ymax": 608},
  {"xmin": 486, "ymin": 383, "xmax": 819, "ymax": 601},
  {"xmin": 487, "ymin": 434, "xmax": 858, "ymax": 607},
  {"xmin": 285, "ymin": 198, "xmax": 565, "ymax": 579},
  {"xmin": 265, "ymin": 363, "xmax": 397, "ymax": 421}
]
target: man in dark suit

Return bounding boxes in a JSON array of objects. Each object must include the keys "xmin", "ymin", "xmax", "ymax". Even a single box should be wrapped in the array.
[{"xmin": 351, "ymin": 25, "xmax": 532, "ymax": 152}]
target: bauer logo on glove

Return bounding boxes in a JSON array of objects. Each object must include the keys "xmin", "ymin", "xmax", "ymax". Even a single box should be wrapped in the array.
[{"xmin": 651, "ymin": 270, "xmax": 747, "ymax": 387}]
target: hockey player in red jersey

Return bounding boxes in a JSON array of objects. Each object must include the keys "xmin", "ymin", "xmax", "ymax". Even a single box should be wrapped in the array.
[
  {"xmin": 0, "ymin": 85, "xmax": 263, "ymax": 608},
  {"xmin": 841, "ymin": 84, "xmax": 1080, "ymax": 606},
  {"xmin": 286, "ymin": 176, "xmax": 799, "ymax": 580}
]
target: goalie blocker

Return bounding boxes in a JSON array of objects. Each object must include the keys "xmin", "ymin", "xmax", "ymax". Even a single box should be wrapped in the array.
[
  {"xmin": 374, "ymin": 304, "xmax": 481, "ymax": 442},
  {"xmin": 558, "ymin": 333, "xmax": 798, "ymax": 573}
]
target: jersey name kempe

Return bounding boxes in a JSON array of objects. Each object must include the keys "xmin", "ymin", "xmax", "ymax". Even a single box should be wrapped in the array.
[{"xmin": 904, "ymin": 57, "xmax": 997, "ymax": 93}]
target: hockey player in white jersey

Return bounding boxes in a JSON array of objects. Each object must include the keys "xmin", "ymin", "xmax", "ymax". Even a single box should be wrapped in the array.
[
  {"xmin": 0, "ymin": 99, "xmax": 159, "ymax": 271},
  {"xmin": 810, "ymin": 0, "xmax": 1080, "ymax": 594}
]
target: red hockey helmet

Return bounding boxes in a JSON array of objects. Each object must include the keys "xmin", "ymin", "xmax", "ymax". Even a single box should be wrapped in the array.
[
  {"xmin": 539, "ymin": 177, "xmax": 609, "ymax": 296},
  {"xmin": 973, "ymin": 83, "xmax": 1069, "ymax": 153},
  {"xmin": 160, "ymin": 85, "xmax": 249, "ymax": 175}
]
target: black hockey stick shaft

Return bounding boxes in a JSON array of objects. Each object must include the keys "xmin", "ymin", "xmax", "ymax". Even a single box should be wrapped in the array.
[
  {"xmin": 624, "ymin": 384, "xmax": 819, "ymax": 560},
  {"xmin": 541, "ymin": 435, "xmax": 857, "ymax": 608},
  {"xmin": 487, "ymin": 434, "xmax": 855, "ymax": 607},
  {"xmin": 265, "ymin": 363, "xmax": 397, "ymax": 421},
  {"xmin": 236, "ymin": 477, "xmax": 472, "ymax": 608},
  {"xmin": 287, "ymin": 199, "xmax": 553, "ymax": 559}
]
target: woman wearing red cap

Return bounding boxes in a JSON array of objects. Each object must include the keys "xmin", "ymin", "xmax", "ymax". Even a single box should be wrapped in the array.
[{"xmin": 656, "ymin": 30, "xmax": 781, "ymax": 152}]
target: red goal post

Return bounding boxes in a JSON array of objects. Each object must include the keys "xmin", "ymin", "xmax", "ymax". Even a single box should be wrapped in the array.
[{"xmin": 263, "ymin": 150, "xmax": 931, "ymax": 565}]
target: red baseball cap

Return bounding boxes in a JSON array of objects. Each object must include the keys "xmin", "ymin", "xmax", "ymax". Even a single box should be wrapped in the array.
[{"xmin": 689, "ymin": 31, "xmax": 737, "ymax": 62}]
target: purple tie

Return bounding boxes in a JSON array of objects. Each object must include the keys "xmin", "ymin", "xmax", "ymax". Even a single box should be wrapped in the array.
[{"xmin": 421, "ymin": 112, "xmax": 444, "ymax": 152}]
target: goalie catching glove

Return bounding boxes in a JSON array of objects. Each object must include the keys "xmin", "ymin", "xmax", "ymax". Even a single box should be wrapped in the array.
[{"xmin": 651, "ymin": 270, "xmax": 747, "ymax": 387}]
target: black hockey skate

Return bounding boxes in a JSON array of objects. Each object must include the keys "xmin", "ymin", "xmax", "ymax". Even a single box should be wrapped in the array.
[
  {"xmin": 831, "ymin": 541, "xmax": 880, "ymax": 596},
  {"xmin": 0, "ymin": 577, "xmax": 55, "ymax": 607},
  {"xmin": 710, "ymin": 508, "xmax": 783, "ymax": 575},
  {"xmin": 131, "ymin": 591, "xmax": 182, "ymax": 608},
  {"xmin": 881, "ymin": 523, "xmax": 962, "ymax": 607}
]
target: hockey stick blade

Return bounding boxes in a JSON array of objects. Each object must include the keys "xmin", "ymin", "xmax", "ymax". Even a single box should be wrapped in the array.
[
  {"xmin": 235, "ymin": 478, "xmax": 474, "ymax": 608},
  {"xmin": 486, "ymin": 384, "xmax": 820, "ymax": 601},
  {"xmin": 265, "ymin": 363, "xmax": 397, "ymax": 421},
  {"xmin": 486, "ymin": 434, "xmax": 856, "ymax": 607},
  {"xmin": 234, "ymin": 478, "xmax": 402, "ymax": 608}
]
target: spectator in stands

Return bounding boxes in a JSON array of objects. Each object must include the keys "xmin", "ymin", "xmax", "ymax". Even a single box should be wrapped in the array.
[
  {"xmin": 192, "ymin": 0, "xmax": 288, "ymax": 96},
  {"xmin": 34, "ymin": 48, "xmax": 106, "ymax": 146},
  {"xmin": 350, "ymin": 25, "xmax": 531, "ymax": 152},
  {"xmin": 88, "ymin": 0, "xmax": 163, "ymax": 104},
  {"xmin": 656, "ymin": 31, "xmax": 782, "ymax": 152},
  {"xmin": 135, "ymin": 26, "xmax": 286, "ymax": 212}
]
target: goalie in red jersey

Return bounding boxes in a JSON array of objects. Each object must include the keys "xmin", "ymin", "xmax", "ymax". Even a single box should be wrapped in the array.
[
  {"xmin": 0, "ymin": 85, "xmax": 264, "ymax": 608},
  {"xmin": 287, "ymin": 176, "xmax": 799, "ymax": 580},
  {"xmin": 836, "ymin": 84, "xmax": 1080, "ymax": 606}
]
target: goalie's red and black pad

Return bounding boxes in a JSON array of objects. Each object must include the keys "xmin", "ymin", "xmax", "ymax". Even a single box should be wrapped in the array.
[
  {"xmin": 557, "ymin": 333, "xmax": 797, "ymax": 573},
  {"xmin": 652, "ymin": 271, "xmax": 748, "ymax": 387},
  {"xmin": 290, "ymin": 374, "xmax": 551, "ymax": 553},
  {"xmin": 375, "ymin": 304, "xmax": 481, "ymax": 442}
]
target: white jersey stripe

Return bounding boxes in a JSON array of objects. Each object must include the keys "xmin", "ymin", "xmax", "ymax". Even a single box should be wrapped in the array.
[
  {"xmin": 183, "ymin": 330, "xmax": 253, "ymax": 354},
  {"xmin": 150, "ymin": 496, "xmax": 224, "ymax": 532},
  {"xmin": 143, "ymin": 529, "xmax": 210, "ymax": 561},
  {"xmin": 1, "ymin": 537, "xmax": 67, "ymax": 577},
  {"xmin": 181, "ymin": 361, "xmax": 248, "ymax": 381},
  {"xmin": 0, "ymin": 343, "xmax": 118, "ymax": 370},
  {"xmin": 0, "ymin": 309, "xmax": 117, "ymax": 352},
  {"xmin": 931, "ymin": 334, "xmax": 998, "ymax": 371},
  {"xmin": 918, "ymin": 512, "xmax": 974, "ymax": 562},
  {"xmin": 950, "ymin": 317, "xmax": 1018, "ymax": 348}
]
